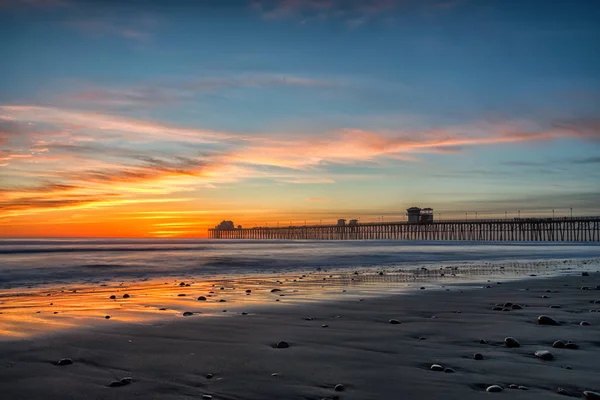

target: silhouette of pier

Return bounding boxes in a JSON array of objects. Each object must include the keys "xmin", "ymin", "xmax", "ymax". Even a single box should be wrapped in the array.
[{"xmin": 208, "ymin": 216, "xmax": 600, "ymax": 242}]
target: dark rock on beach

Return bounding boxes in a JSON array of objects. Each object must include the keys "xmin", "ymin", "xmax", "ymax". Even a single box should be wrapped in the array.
[
  {"xmin": 537, "ymin": 315, "xmax": 559, "ymax": 325},
  {"xmin": 534, "ymin": 350, "xmax": 554, "ymax": 361},
  {"xmin": 54, "ymin": 358, "xmax": 73, "ymax": 366},
  {"xmin": 504, "ymin": 337, "xmax": 520, "ymax": 348},
  {"xmin": 552, "ymin": 340, "xmax": 566, "ymax": 348}
]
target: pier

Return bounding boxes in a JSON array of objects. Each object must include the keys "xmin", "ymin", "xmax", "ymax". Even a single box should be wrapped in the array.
[{"xmin": 208, "ymin": 216, "xmax": 600, "ymax": 242}]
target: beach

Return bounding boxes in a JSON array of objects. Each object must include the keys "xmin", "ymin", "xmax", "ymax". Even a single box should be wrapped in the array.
[{"xmin": 1, "ymin": 261, "xmax": 599, "ymax": 399}]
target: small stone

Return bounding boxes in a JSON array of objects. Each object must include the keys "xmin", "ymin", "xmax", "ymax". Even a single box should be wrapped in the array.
[
  {"xmin": 480, "ymin": 339, "xmax": 488, "ymax": 344},
  {"xmin": 109, "ymin": 295, "xmax": 116, "ymax": 299},
  {"xmin": 420, "ymin": 287, "xmax": 425, "ymax": 290},
  {"xmin": 55, "ymin": 358, "xmax": 73, "ymax": 366},
  {"xmin": 183, "ymin": 312, "xmax": 194, "ymax": 316},
  {"xmin": 334, "ymin": 384, "xmax": 345, "ymax": 392},
  {"xmin": 271, "ymin": 373, "xmax": 279, "ymax": 377},
  {"xmin": 518, "ymin": 386, "xmax": 529, "ymax": 390},
  {"xmin": 430, "ymin": 364, "xmax": 444, "ymax": 371},
  {"xmin": 218, "ymin": 299, "xmax": 226, "ymax": 303},
  {"xmin": 418, "ymin": 336, "xmax": 426, "ymax": 340},
  {"xmin": 537, "ymin": 315, "xmax": 559, "ymax": 325},
  {"xmin": 508, "ymin": 384, "xmax": 518, "ymax": 389},
  {"xmin": 584, "ymin": 391, "xmax": 600, "ymax": 400},
  {"xmin": 552, "ymin": 340, "xmax": 566, "ymax": 348},
  {"xmin": 322, "ymin": 324, "xmax": 329, "ymax": 328},
  {"xmin": 580, "ymin": 321, "xmax": 591, "ymax": 326},
  {"xmin": 122, "ymin": 294, "xmax": 130, "ymax": 299},
  {"xmin": 541, "ymin": 295, "xmax": 549, "ymax": 298},
  {"xmin": 202, "ymin": 395, "xmax": 212, "ymax": 400},
  {"xmin": 276, "ymin": 341, "xmax": 289, "ymax": 349},
  {"xmin": 178, "ymin": 294, "xmax": 186, "ymax": 297},
  {"xmin": 486, "ymin": 385, "xmax": 503, "ymax": 393},
  {"xmin": 474, "ymin": 353, "xmax": 483, "ymax": 360},
  {"xmin": 241, "ymin": 312, "xmax": 248, "ymax": 315},
  {"xmin": 511, "ymin": 304, "xmax": 523, "ymax": 310},
  {"xmin": 389, "ymin": 319, "xmax": 401, "ymax": 324},
  {"xmin": 535, "ymin": 350, "xmax": 553, "ymax": 360},
  {"xmin": 581, "ymin": 287, "xmax": 591, "ymax": 290},
  {"xmin": 105, "ymin": 315, "xmax": 110, "ymax": 319},
  {"xmin": 246, "ymin": 289, "xmax": 251, "ymax": 293},
  {"xmin": 504, "ymin": 337, "xmax": 520, "ymax": 348},
  {"xmin": 270, "ymin": 288, "xmax": 281, "ymax": 292},
  {"xmin": 444, "ymin": 368, "xmax": 455, "ymax": 373},
  {"xmin": 159, "ymin": 308, "xmax": 167, "ymax": 310},
  {"xmin": 180, "ymin": 282, "xmax": 186, "ymax": 286},
  {"xmin": 492, "ymin": 307, "xmax": 503, "ymax": 311},
  {"xmin": 564, "ymin": 342, "xmax": 579, "ymax": 349},
  {"xmin": 550, "ymin": 305, "xmax": 561, "ymax": 309},
  {"xmin": 198, "ymin": 296, "xmax": 206, "ymax": 301},
  {"xmin": 503, "ymin": 302, "xmax": 513, "ymax": 307},
  {"xmin": 108, "ymin": 377, "xmax": 133, "ymax": 387},
  {"xmin": 557, "ymin": 388, "xmax": 570, "ymax": 396},
  {"xmin": 206, "ymin": 373, "xmax": 214, "ymax": 379}
]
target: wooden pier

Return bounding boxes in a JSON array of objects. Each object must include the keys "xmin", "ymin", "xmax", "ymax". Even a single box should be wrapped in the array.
[{"xmin": 208, "ymin": 216, "xmax": 600, "ymax": 242}]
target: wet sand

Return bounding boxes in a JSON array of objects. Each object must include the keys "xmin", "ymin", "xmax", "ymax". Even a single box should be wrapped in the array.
[{"xmin": 1, "ymin": 267, "xmax": 599, "ymax": 399}]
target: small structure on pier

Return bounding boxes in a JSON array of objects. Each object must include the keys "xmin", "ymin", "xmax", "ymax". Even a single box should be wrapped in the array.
[
  {"xmin": 349, "ymin": 219, "xmax": 359, "ymax": 226},
  {"xmin": 215, "ymin": 220, "xmax": 235, "ymax": 230},
  {"xmin": 337, "ymin": 219, "xmax": 347, "ymax": 226},
  {"xmin": 406, "ymin": 207, "xmax": 434, "ymax": 224}
]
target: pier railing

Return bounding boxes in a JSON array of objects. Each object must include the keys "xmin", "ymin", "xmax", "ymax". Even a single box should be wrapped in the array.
[{"xmin": 208, "ymin": 216, "xmax": 600, "ymax": 242}]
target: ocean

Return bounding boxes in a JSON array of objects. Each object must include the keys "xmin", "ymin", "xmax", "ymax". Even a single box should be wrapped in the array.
[{"xmin": 1, "ymin": 239, "xmax": 599, "ymax": 288}]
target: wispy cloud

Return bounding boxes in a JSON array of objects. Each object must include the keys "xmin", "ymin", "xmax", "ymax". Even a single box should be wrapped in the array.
[
  {"xmin": 54, "ymin": 75, "xmax": 336, "ymax": 111},
  {"xmin": 2, "ymin": 104, "xmax": 599, "ymax": 219},
  {"xmin": 252, "ymin": 0, "xmax": 462, "ymax": 24},
  {"xmin": 65, "ymin": 14, "xmax": 158, "ymax": 41}
]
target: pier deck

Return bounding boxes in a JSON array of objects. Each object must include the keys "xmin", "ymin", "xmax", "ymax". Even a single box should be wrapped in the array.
[{"xmin": 208, "ymin": 217, "xmax": 600, "ymax": 242}]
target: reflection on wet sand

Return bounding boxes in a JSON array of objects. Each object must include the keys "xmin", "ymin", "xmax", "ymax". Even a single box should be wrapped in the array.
[{"xmin": 0, "ymin": 259, "xmax": 596, "ymax": 338}]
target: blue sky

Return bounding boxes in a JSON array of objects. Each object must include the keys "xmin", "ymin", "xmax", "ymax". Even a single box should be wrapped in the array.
[{"xmin": 1, "ymin": 0, "xmax": 599, "ymax": 236}]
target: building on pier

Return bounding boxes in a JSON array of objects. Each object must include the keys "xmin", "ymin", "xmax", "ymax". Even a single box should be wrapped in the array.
[
  {"xmin": 215, "ymin": 220, "xmax": 235, "ymax": 230},
  {"xmin": 406, "ymin": 207, "xmax": 434, "ymax": 224},
  {"xmin": 337, "ymin": 219, "xmax": 346, "ymax": 226}
]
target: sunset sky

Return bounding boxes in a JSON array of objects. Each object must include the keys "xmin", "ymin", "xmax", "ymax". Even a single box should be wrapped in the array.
[{"xmin": 1, "ymin": 0, "xmax": 599, "ymax": 238}]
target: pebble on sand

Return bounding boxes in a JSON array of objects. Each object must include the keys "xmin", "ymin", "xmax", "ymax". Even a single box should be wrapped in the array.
[
  {"xmin": 534, "ymin": 350, "xmax": 554, "ymax": 361},
  {"xmin": 178, "ymin": 294, "xmax": 186, "ymax": 297},
  {"xmin": 474, "ymin": 353, "xmax": 483, "ymax": 360},
  {"xmin": 508, "ymin": 384, "xmax": 518, "ymax": 389},
  {"xmin": 389, "ymin": 319, "xmax": 401, "ymax": 324},
  {"xmin": 270, "ymin": 289, "xmax": 282, "ymax": 293},
  {"xmin": 55, "ymin": 358, "xmax": 73, "ymax": 366},
  {"xmin": 105, "ymin": 315, "xmax": 110, "ymax": 319},
  {"xmin": 550, "ymin": 305, "xmax": 561, "ymax": 309},
  {"xmin": 430, "ymin": 364, "xmax": 444, "ymax": 371},
  {"xmin": 334, "ymin": 384, "xmax": 345, "ymax": 392},
  {"xmin": 122, "ymin": 294, "xmax": 130, "ymax": 299},
  {"xmin": 246, "ymin": 289, "xmax": 252, "ymax": 293},
  {"xmin": 552, "ymin": 340, "xmax": 566, "ymax": 348},
  {"xmin": 219, "ymin": 299, "xmax": 226, "ymax": 302},
  {"xmin": 584, "ymin": 391, "xmax": 600, "ymax": 400},
  {"xmin": 444, "ymin": 368, "xmax": 455, "ymax": 373},
  {"xmin": 486, "ymin": 385, "xmax": 503, "ymax": 393},
  {"xmin": 108, "ymin": 377, "xmax": 133, "ymax": 387},
  {"xmin": 322, "ymin": 324, "xmax": 329, "ymax": 328},
  {"xmin": 504, "ymin": 337, "xmax": 520, "ymax": 348},
  {"xmin": 198, "ymin": 296, "xmax": 207, "ymax": 301},
  {"xmin": 109, "ymin": 295, "xmax": 116, "ymax": 299},
  {"xmin": 206, "ymin": 374, "xmax": 214, "ymax": 379},
  {"xmin": 580, "ymin": 321, "xmax": 591, "ymax": 326},
  {"xmin": 565, "ymin": 342, "xmax": 579, "ymax": 349},
  {"xmin": 537, "ymin": 315, "xmax": 559, "ymax": 325},
  {"xmin": 511, "ymin": 304, "xmax": 523, "ymax": 310},
  {"xmin": 201, "ymin": 395, "xmax": 212, "ymax": 399},
  {"xmin": 276, "ymin": 341, "xmax": 290, "ymax": 348},
  {"xmin": 183, "ymin": 312, "xmax": 194, "ymax": 316},
  {"xmin": 557, "ymin": 388, "xmax": 570, "ymax": 396}
]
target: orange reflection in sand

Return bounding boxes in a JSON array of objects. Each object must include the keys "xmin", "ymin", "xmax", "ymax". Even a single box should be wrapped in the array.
[{"xmin": 0, "ymin": 259, "xmax": 585, "ymax": 338}]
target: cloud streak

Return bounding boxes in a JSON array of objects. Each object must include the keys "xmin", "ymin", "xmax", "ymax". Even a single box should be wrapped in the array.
[{"xmin": 2, "ymin": 104, "xmax": 599, "ymax": 221}]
